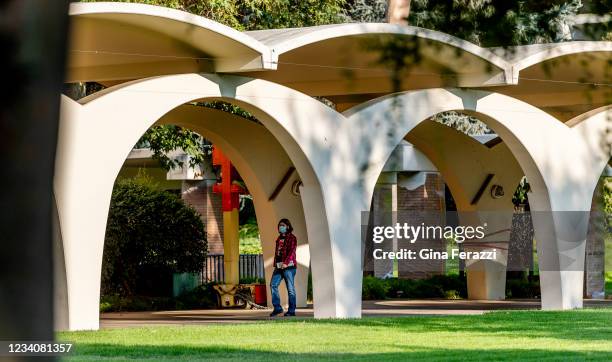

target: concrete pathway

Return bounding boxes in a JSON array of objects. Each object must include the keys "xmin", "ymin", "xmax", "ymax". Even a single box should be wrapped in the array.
[{"xmin": 100, "ymin": 299, "xmax": 612, "ymax": 329}]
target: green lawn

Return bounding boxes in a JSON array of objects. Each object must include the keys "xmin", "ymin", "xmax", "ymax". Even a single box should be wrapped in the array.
[{"xmin": 59, "ymin": 309, "xmax": 612, "ymax": 361}]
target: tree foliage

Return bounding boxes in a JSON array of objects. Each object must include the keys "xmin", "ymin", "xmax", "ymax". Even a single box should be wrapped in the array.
[
  {"xmin": 408, "ymin": 0, "xmax": 584, "ymax": 47},
  {"xmin": 136, "ymin": 124, "xmax": 211, "ymax": 170},
  {"xmin": 103, "ymin": 178, "xmax": 207, "ymax": 296},
  {"xmin": 342, "ymin": 0, "xmax": 388, "ymax": 22},
  {"xmin": 512, "ymin": 176, "xmax": 531, "ymax": 207},
  {"xmin": 81, "ymin": 0, "xmax": 347, "ymax": 30},
  {"xmin": 433, "ymin": 111, "xmax": 491, "ymax": 136},
  {"xmin": 603, "ymin": 177, "xmax": 612, "ymax": 232}
]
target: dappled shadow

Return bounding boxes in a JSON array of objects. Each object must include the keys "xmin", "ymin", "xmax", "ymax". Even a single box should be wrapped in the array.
[
  {"xmin": 63, "ymin": 344, "xmax": 612, "ymax": 361},
  {"xmin": 297, "ymin": 309, "xmax": 612, "ymax": 342},
  {"xmin": 62, "ymin": 310, "xmax": 612, "ymax": 361}
]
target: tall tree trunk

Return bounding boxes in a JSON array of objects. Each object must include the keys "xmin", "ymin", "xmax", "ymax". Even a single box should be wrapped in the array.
[
  {"xmin": 387, "ymin": 0, "xmax": 411, "ymax": 25},
  {"xmin": 0, "ymin": 0, "xmax": 70, "ymax": 353}
]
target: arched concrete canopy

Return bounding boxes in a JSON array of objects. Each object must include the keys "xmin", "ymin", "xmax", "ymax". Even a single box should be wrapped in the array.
[
  {"xmin": 486, "ymin": 41, "xmax": 612, "ymax": 121},
  {"xmin": 54, "ymin": 97, "xmax": 313, "ymax": 328},
  {"xmin": 344, "ymin": 88, "xmax": 610, "ymax": 309},
  {"xmin": 406, "ymin": 121, "xmax": 523, "ymax": 212},
  {"xmin": 66, "ymin": 3, "xmax": 610, "ymax": 117},
  {"xmin": 156, "ymin": 105, "xmax": 310, "ymax": 309},
  {"xmin": 566, "ymin": 104, "xmax": 612, "ymax": 127},
  {"xmin": 344, "ymin": 88, "xmax": 609, "ymax": 213},
  {"xmin": 406, "ymin": 121, "xmax": 524, "ymax": 300},
  {"xmin": 498, "ymin": 41, "xmax": 612, "ymax": 80},
  {"xmin": 67, "ymin": 2, "xmax": 274, "ymax": 82},
  {"xmin": 245, "ymin": 23, "xmax": 512, "ymax": 97},
  {"xmin": 55, "ymin": 73, "xmax": 366, "ymax": 329}
]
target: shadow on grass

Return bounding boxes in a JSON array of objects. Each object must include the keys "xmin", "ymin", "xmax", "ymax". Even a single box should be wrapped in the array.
[
  {"xmin": 66, "ymin": 344, "xmax": 611, "ymax": 361},
  {"xmin": 273, "ymin": 309, "xmax": 612, "ymax": 342}
]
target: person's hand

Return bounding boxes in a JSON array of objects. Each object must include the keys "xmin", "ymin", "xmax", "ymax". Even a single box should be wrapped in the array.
[{"xmin": 281, "ymin": 263, "xmax": 288, "ymax": 269}]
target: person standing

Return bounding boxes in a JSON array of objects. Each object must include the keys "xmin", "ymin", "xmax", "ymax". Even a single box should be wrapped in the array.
[{"xmin": 269, "ymin": 218, "xmax": 297, "ymax": 317}]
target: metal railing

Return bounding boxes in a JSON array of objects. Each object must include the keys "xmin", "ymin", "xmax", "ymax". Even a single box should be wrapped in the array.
[{"xmin": 202, "ymin": 254, "xmax": 265, "ymax": 283}]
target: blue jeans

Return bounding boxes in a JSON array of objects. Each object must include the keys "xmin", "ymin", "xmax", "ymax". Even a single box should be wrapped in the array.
[{"xmin": 270, "ymin": 266, "xmax": 296, "ymax": 313}]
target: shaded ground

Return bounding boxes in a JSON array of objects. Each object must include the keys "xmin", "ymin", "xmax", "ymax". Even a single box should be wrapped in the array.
[
  {"xmin": 60, "ymin": 308, "xmax": 612, "ymax": 361},
  {"xmin": 100, "ymin": 299, "xmax": 612, "ymax": 328}
]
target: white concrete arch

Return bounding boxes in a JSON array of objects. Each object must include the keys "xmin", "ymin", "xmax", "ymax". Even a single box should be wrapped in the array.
[
  {"xmin": 490, "ymin": 42, "xmax": 612, "ymax": 121},
  {"xmin": 407, "ymin": 121, "xmax": 524, "ymax": 300},
  {"xmin": 55, "ymin": 73, "xmax": 361, "ymax": 330},
  {"xmin": 56, "ymin": 96, "xmax": 312, "ymax": 328},
  {"xmin": 68, "ymin": 2, "xmax": 274, "ymax": 82},
  {"xmin": 566, "ymin": 105, "xmax": 612, "ymax": 127},
  {"xmin": 156, "ymin": 105, "xmax": 310, "ymax": 310},
  {"xmin": 345, "ymin": 88, "xmax": 611, "ymax": 309},
  {"xmin": 506, "ymin": 41, "xmax": 612, "ymax": 82},
  {"xmin": 245, "ymin": 23, "xmax": 513, "ymax": 96},
  {"xmin": 250, "ymin": 23, "xmax": 509, "ymax": 72}
]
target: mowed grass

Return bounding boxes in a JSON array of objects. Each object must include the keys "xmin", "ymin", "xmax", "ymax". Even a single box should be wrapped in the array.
[{"xmin": 59, "ymin": 309, "xmax": 612, "ymax": 361}]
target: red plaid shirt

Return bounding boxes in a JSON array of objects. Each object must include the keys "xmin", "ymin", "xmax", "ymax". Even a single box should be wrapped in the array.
[{"xmin": 274, "ymin": 232, "xmax": 297, "ymax": 267}]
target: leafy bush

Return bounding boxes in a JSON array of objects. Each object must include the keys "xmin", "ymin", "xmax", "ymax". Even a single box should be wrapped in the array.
[
  {"xmin": 99, "ymin": 295, "xmax": 175, "ymax": 312},
  {"xmin": 100, "ymin": 283, "xmax": 219, "ymax": 312},
  {"xmin": 444, "ymin": 290, "xmax": 462, "ymax": 299},
  {"xmin": 362, "ymin": 276, "xmax": 390, "ymax": 300},
  {"xmin": 385, "ymin": 275, "xmax": 466, "ymax": 299},
  {"xmin": 363, "ymin": 274, "xmax": 544, "ymax": 300},
  {"xmin": 102, "ymin": 178, "xmax": 207, "ymax": 297},
  {"xmin": 364, "ymin": 274, "xmax": 467, "ymax": 300},
  {"xmin": 506, "ymin": 278, "xmax": 541, "ymax": 299},
  {"xmin": 174, "ymin": 283, "xmax": 219, "ymax": 310}
]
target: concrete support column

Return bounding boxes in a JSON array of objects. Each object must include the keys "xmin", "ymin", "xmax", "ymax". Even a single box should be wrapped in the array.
[
  {"xmin": 531, "ymin": 210, "xmax": 589, "ymax": 309},
  {"xmin": 462, "ymin": 212, "xmax": 512, "ymax": 300},
  {"xmin": 300, "ymin": 179, "xmax": 364, "ymax": 318},
  {"xmin": 55, "ymin": 97, "xmax": 109, "ymax": 331}
]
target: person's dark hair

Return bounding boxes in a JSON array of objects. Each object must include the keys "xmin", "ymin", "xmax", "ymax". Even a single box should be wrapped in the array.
[{"xmin": 278, "ymin": 218, "xmax": 293, "ymax": 233}]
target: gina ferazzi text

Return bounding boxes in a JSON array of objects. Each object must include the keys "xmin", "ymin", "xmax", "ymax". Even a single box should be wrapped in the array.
[{"xmin": 372, "ymin": 248, "xmax": 497, "ymax": 261}]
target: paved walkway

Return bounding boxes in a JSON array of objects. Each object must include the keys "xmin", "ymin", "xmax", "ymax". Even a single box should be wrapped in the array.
[{"xmin": 100, "ymin": 299, "xmax": 612, "ymax": 328}]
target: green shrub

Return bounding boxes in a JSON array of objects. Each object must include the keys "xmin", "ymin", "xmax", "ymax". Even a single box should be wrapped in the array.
[
  {"xmin": 386, "ymin": 278, "xmax": 417, "ymax": 298},
  {"xmin": 362, "ymin": 276, "xmax": 390, "ymax": 300},
  {"xmin": 99, "ymin": 295, "xmax": 175, "ymax": 312},
  {"xmin": 100, "ymin": 283, "xmax": 219, "ymax": 312},
  {"xmin": 364, "ymin": 274, "xmax": 467, "ymax": 300},
  {"xmin": 174, "ymin": 283, "xmax": 219, "ymax": 310},
  {"xmin": 99, "ymin": 301, "xmax": 113, "ymax": 313},
  {"xmin": 506, "ymin": 278, "xmax": 540, "ymax": 298},
  {"xmin": 384, "ymin": 274, "xmax": 466, "ymax": 299},
  {"xmin": 444, "ymin": 290, "xmax": 462, "ymax": 299},
  {"xmin": 102, "ymin": 178, "xmax": 207, "ymax": 297},
  {"xmin": 426, "ymin": 275, "xmax": 467, "ymax": 298}
]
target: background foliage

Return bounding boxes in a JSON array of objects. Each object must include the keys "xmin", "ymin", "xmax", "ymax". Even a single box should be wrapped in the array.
[
  {"xmin": 82, "ymin": 0, "xmax": 347, "ymax": 30},
  {"xmin": 102, "ymin": 177, "xmax": 207, "ymax": 297},
  {"xmin": 409, "ymin": 0, "xmax": 585, "ymax": 47}
]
